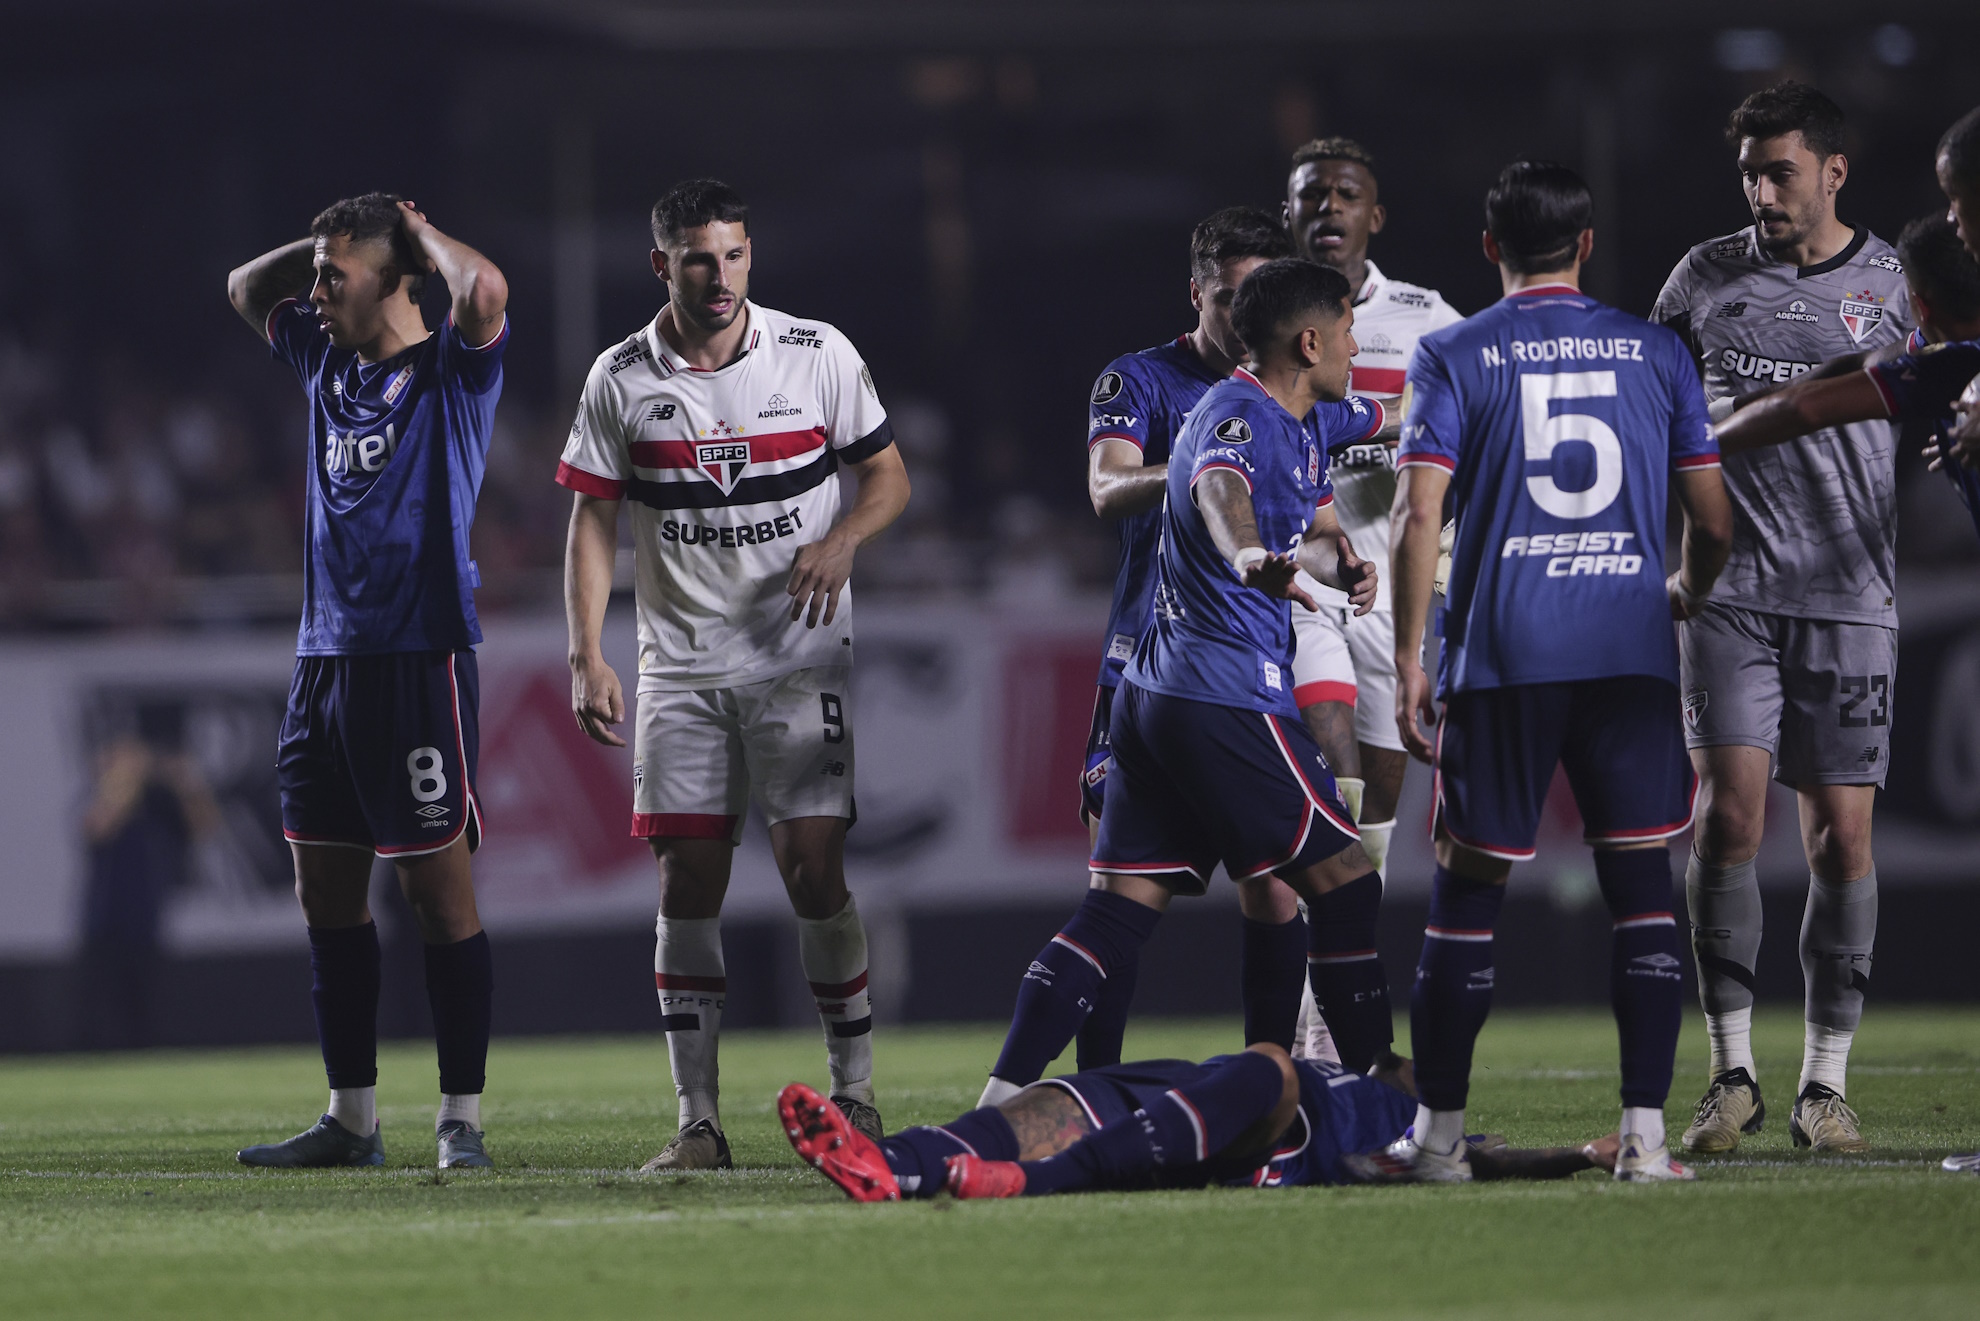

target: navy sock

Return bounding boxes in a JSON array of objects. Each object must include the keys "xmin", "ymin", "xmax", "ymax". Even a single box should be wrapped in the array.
[
  {"xmin": 1597, "ymin": 848, "xmax": 1684, "ymax": 1109},
  {"xmin": 1075, "ymin": 946, "xmax": 1139, "ymax": 1071},
  {"xmin": 991, "ymin": 889, "xmax": 1161, "ymax": 1085},
  {"xmin": 309, "ymin": 922, "xmax": 381, "ymax": 1090},
  {"xmin": 423, "ymin": 931, "xmax": 493, "ymax": 1097},
  {"xmin": 1306, "ymin": 872, "xmax": 1392, "ymax": 1072},
  {"xmin": 1019, "ymin": 1050, "xmax": 1283, "ymax": 1195},
  {"xmin": 1410, "ymin": 868, "xmax": 1505, "ymax": 1111},
  {"xmin": 880, "ymin": 1107, "xmax": 1019, "ymax": 1196},
  {"xmin": 1241, "ymin": 915, "xmax": 1307, "ymax": 1049}
]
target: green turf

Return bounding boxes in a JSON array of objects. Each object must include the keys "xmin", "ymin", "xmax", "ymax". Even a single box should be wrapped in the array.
[{"xmin": 3, "ymin": 1009, "xmax": 1978, "ymax": 1319}]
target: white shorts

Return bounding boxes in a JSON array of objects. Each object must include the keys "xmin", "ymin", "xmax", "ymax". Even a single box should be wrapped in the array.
[
  {"xmin": 632, "ymin": 665, "xmax": 854, "ymax": 842},
  {"xmin": 1290, "ymin": 603, "xmax": 1403, "ymax": 753}
]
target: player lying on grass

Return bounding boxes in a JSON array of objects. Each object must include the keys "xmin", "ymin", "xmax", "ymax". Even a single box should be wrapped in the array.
[
  {"xmin": 780, "ymin": 1044, "xmax": 1622, "ymax": 1201},
  {"xmin": 1710, "ymin": 211, "xmax": 1980, "ymax": 543}
]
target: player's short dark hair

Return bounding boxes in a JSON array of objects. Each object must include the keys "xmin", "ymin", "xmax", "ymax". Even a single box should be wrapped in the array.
[
  {"xmin": 1290, "ymin": 136, "xmax": 1376, "ymax": 176},
  {"xmin": 1938, "ymin": 106, "xmax": 1980, "ymax": 190},
  {"xmin": 1898, "ymin": 212, "xmax": 1980, "ymax": 324},
  {"xmin": 1724, "ymin": 81, "xmax": 1847, "ymax": 160},
  {"xmin": 1189, "ymin": 206, "xmax": 1294, "ymax": 283},
  {"xmin": 651, "ymin": 178, "xmax": 750, "ymax": 249},
  {"xmin": 310, "ymin": 193, "xmax": 426, "ymax": 302},
  {"xmin": 1484, "ymin": 160, "xmax": 1592, "ymax": 276},
  {"xmin": 1230, "ymin": 257, "xmax": 1351, "ymax": 355}
]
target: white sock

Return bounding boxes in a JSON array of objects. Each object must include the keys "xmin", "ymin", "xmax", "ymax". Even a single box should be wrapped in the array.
[
  {"xmin": 797, "ymin": 894, "xmax": 875, "ymax": 1104},
  {"xmin": 437, "ymin": 1094, "xmax": 481, "ymax": 1130},
  {"xmin": 1799, "ymin": 1023, "xmax": 1854, "ymax": 1098},
  {"xmin": 1622, "ymin": 1105, "xmax": 1666, "ymax": 1151},
  {"xmin": 1414, "ymin": 1104, "xmax": 1467, "ymax": 1158},
  {"xmin": 656, "ymin": 914, "xmax": 725, "ymax": 1131},
  {"xmin": 978, "ymin": 1077, "xmax": 1023, "ymax": 1108},
  {"xmin": 1336, "ymin": 776, "xmax": 1365, "ymax": 824},
  {"xmin": 1292, "ymin": 980, "xmax": 1341, "ymax": 1064},
  {"xmin": 328, "ymin": 1086, "xmax": 376, "ymax": 1135},
  {"xmin": 1359, "ymin": 819, "xmax": 1395, "ymax": 882},
  {"xmin": 1706, "ymin": 1006, "xmax": 1755, "ymax": 1079}
]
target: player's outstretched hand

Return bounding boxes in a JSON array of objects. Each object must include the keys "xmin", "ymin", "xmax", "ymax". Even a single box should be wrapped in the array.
[
  {"xmin": 571, "ymin": 655, "xmax": 627, "ymax": 747},
  {"xmin": 1932, "ymin": 399, "xmax": 1980, "ymax": 471},
  {"xmin": 1240, "ymin": 550, "xmax": 1318, "ymax": 611},
  {"xmin": 788, "ymin": 529, "xmax": 857, "ymax": 628},
  {"xmin": 1395, "ymin": 656, "xmax": 1438, "ymax": 763},
  {"xmin": 396, "ymin": 201, "xmax": 440, "ymax": 272},
  {"xmin": 1336, "ymin": 537, "xmax": 1377, "ymax": 616}
]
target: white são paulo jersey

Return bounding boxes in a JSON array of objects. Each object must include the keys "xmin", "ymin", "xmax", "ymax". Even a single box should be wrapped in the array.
[
  {"xmin": 1298, "ymin": 261, "xmax": 1473, "ymax": 613},
  {"xmin": 557, "ymin": 301, "xmax": 894, "ymax": 691},
  {"xmin": 1309, "ymin": 261, "xmax": 1462, "ymax": 612}
]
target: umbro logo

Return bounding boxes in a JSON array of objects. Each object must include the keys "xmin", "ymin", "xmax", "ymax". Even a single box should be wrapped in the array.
[
  {"xmin": 1214, "ymin": 416, "xmax": 1253, "ymax": 444},
  {"xmin": 1632, "ymin": 953, "xmax": 1682, "ymax": 970},
  {"xmin": 416, "ymin": 804, "xmax": 448, "ymax": 819}
]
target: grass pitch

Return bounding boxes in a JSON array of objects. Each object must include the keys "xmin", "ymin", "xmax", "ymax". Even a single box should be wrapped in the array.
[{"xmin": 3, "ymin": 1009, "xmax": 1977, "ymax": 1320}]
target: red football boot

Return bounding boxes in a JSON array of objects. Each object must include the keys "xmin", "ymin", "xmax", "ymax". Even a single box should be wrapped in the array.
[
  {"xmin": 778, "ymin": 1082, "xmax": 899, "ymax": 1202},
  {"xmin": 943, "ymin": 1153, "xmax": 1027, "ymax": 1199}
]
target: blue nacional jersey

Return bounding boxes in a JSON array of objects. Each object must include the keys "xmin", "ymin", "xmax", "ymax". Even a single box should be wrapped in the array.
[
  {"xmin": 1238, "ymin": 1056, "xmax": 1417, "ymax": 1188},
  {"xmin": 1088, "ymin": 337, "xmax": 1223, "ymax": 686},
  {"xmin": 1127, "ymin": 368, "xmax": 1383, "ymax": 715},
  {"xmin": 1397, "ymin": 284, "xmax": 1718, "ymax": 697},
  {"xmin": 1866, "ymin": 330, "xmax": 1980, "ymax": 544},
  {"xmin": 268, "ymin": 298, "xmax": 508, "ymax": 656}
]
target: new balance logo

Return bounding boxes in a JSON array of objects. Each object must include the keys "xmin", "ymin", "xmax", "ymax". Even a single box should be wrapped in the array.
[
  {"xmin": 647, "ymin": 402, "xmax": 677, "ymax": 421},
  {"xmin": 1715, "ymin": 301, "xmax": 1747, "ymax": 318},
  {"xmin": 820, "ymin": 761, "xmax": 846, "ymax": 777}
]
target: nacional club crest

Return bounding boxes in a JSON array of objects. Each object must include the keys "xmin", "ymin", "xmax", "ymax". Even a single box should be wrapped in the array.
[
  {"xmin": 1838, "ymin": 290, "xmax": 1885, "ymax": 344},
  {"xmin": 696, "ymin": 440, "xmax": 751, "ymax": 493}
]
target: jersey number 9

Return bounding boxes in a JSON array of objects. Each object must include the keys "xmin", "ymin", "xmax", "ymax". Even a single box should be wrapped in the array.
[{"xmin": 1522, "ymin": 371, "xmax": 1622, "ymax": 520}]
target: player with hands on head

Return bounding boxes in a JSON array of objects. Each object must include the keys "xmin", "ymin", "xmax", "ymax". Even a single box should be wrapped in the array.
[
  {"xmin": 559, "ymin": 179, "xmax": 909, "ymax": 1171},
  {"xmin": 978, "ymin": 258, "xmax": 1395, "ymax": 1110},
  {"xmin": 1078, "ymin": 209, "xmax": 1323, "ymax": 1074},
  {"xmin": 225, "ymin": 193, "xmax": 510, "ymax": 1171},
  {"xmin": 1652, "ymin": 84, "xmax": 1915, "ymax": 1157},
  {"xmin": 1364, "ymin": 161, "xmax": 1732, "ymax": 1186}
]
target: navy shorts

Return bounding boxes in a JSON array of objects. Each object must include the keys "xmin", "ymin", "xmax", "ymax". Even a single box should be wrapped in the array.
[
  {"xmin": 279, "ymin": 650, "xmax": 482, "ymax": 857},
  {"xmin": 1078, "ymin": 684, "xmax": 1116, "ymax": 827},
  {"xmin": 1092, "ymin": 681, "xmax": 1358, "ymax": 894},
  {"xmin": 1433, "ymin": 675, "xmax": 1695, "ymax": 861}
]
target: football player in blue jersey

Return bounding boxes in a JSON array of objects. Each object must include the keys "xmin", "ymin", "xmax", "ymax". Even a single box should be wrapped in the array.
[
  {"xmin": 779, "ymin": 1048, "xmax": 1623, "ymax": 1201},
  {"xmin": 980, "ymin": 258, "xmax": 1396, "ymax": 1106},
  {"xmin": 224, "ymin": 194, "xmax": 510, "ymax": 1170},
  {"xmin": 1073, "ymin": 207, "xmax": 1307, "ymax": 1080},
  {"xmin": 1357, "ymin": 162, "xmax": 1734, "ymax": 1184}
]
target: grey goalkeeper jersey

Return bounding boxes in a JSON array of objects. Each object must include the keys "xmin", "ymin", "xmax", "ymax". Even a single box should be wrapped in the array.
[{"xmin": 1652, "ymin": 225, "xmax": 1912, "ymax": 626}]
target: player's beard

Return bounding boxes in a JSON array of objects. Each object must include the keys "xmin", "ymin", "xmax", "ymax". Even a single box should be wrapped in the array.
[
  {"xmin": 682, "ymin": 284, "xmax": 746, "ymax": 333},
  {"xmin": 1753, "ymin": 206, "xmax": 1813, "ymax": 258}
]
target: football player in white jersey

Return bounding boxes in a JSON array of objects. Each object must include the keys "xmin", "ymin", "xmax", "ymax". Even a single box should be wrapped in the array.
[
  {"xmin": 1284, "ymin": 138, "xmax": 1462, "ymax": 864},
  {"xmin": 1281, "ymin": 139, "xmax": 1462, "ymax": 1062},
  {"xmin": 560, "ymin": 179, "xmax": 911, "ymax": 1170}
]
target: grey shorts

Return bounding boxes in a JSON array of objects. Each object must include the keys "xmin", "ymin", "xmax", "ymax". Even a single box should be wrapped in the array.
[{"xmin": 1678, "ymin": 603, "xmax": 1896, "ymax": 787}]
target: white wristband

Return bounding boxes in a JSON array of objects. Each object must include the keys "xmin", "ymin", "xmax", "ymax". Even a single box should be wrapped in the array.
[
  {"xmin": 1708, "ymin": 395, "xmax": 1737, "ymax": 424},
  {"xmin": 1670, "ymin": 573, "xmax": 1707, "ymax": 611},
  {"xmin": 1233, "ymin": 547, "xmax": 1268, "ymax": 575}
]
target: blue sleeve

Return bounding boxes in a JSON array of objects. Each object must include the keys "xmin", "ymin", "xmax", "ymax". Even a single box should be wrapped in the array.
[
  {"xmin": 1089, "ymin": 359, "xmax": 1155, "ymax": 452},
  {"xmin": 1311, "ymin": 394, "xmax": 1385, "ymax": 454},
  {"xmin": 1865, "ymin": 339, "xmax": 1980, "ymax": 420},
  {"xmin": 1663, "ymin": 334, "xmax": 1720, "ymax": 470},
  {"xmin": 266, "ymin": 298, "xmax": 330, "ymax": 384},
  {"xmin": 437, "ymin": 313, "xmax": 510, "ymax": 395},
  {"xmin": 1188, "ymin": 402, "xmax": 1265, "ymax": 494},
  {"xmin": 1396, "ymin": 340, "xmax": 1460, "ymax": 474}
]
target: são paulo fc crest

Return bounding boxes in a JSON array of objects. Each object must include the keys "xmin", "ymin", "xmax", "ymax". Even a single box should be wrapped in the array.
[
  {"xmin": 1838, "ymin": 290, "xmax": 1885, "ymax": 344},
  {"xmin": 696, "ymin": 441, "xmax": 751, "ymax": 493},
  {"xmin": 1214, "ymin": 416, "xmax": 1253, "ymax": 444},
  {"xmin": 1683, "ymin": 688, "xmax": 1709, "ymax": 732}
]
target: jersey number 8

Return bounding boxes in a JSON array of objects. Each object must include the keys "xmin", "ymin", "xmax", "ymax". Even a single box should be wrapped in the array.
[
  {"xmin": 407, "ymin": 746, "xmax": 448, "ymax": 803},
  {"xmin": 1522, "ymin": 371, "xmax": 1622, "ymax": 520}
]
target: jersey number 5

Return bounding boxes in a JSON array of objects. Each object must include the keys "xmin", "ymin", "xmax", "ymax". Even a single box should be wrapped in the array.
[{"xmin": 1522, "ymin": 371, "xmax": 1622, "ymax": 519}]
